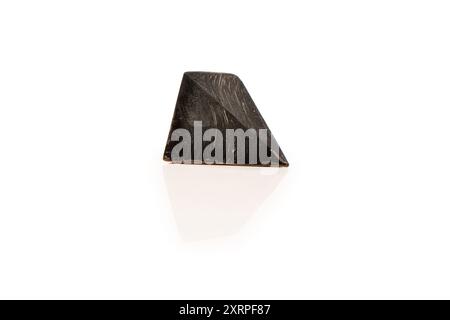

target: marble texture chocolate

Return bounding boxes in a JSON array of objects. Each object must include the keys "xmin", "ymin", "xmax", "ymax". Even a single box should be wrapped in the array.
[{"xmin": 163, "ymin": 72, "xmax": 289, "ymax": 167}]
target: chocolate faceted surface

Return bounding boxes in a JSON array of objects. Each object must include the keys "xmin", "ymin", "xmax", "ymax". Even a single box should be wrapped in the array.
[{"xmin": 163, "ymin": 72, "xmax": 289, "ymax": 167}]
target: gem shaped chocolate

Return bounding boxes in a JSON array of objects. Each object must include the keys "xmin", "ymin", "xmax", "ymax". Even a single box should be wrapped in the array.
[{"xmin": 163, "ymin": 72, "xmax": 289, "ymax": 167}]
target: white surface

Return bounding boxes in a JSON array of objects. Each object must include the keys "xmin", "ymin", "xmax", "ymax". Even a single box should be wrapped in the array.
[{"xmin": 1, "ymin": 1, "xmax": 450, "ymax": 299}]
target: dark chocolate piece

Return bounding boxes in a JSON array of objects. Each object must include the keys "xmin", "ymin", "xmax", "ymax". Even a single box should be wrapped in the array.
[{"xmin": 163, "ymin": 72, "xmax": 289, "ymax": 167}]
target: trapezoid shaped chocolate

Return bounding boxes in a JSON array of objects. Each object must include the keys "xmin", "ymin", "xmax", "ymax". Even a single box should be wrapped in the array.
[{"xmin": 163, "ymin": 72, "xmax": 289, "ymax": 167}]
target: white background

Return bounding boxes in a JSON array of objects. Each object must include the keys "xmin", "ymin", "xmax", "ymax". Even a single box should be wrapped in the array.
[{"xmin": 1, "ymin": 1, "xmax": 450, "ymax": 299}]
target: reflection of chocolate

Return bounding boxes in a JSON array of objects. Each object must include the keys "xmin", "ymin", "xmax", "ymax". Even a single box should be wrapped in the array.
[
  {"xmin": 163, "ymin": 72, "xmax": 289, "ymax": 167},
  {"xmin": 163, "ymin": 165, "xmax": 286, "ymax": 241}
]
